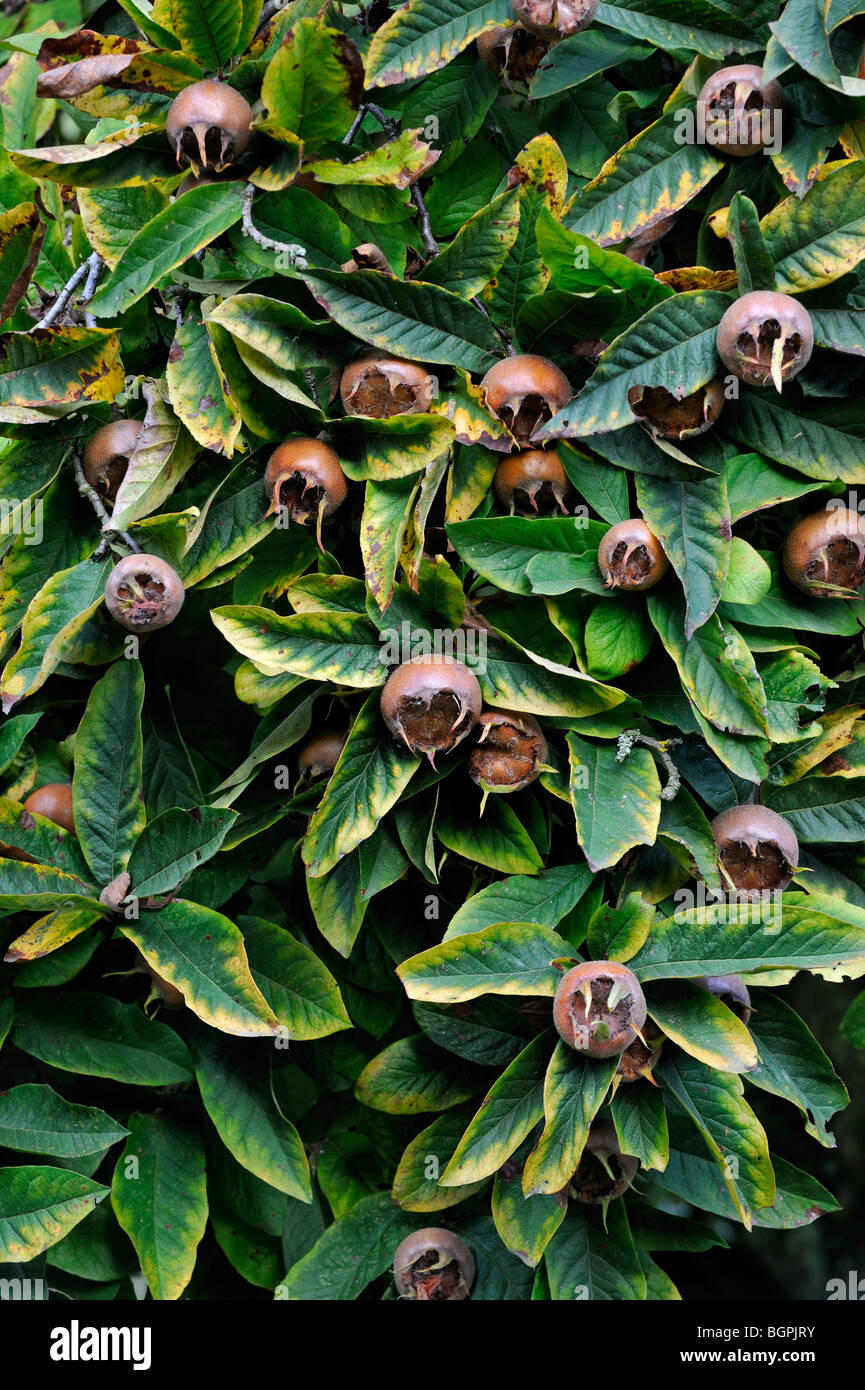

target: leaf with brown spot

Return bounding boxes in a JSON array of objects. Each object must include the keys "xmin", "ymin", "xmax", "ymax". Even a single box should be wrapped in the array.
[{"xmin": 0, "ymin": 203, "xmax": 44, "ymax": 323}]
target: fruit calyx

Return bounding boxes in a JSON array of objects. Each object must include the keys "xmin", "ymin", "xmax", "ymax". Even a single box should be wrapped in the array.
[
  {"xmin": 716, "ymin": 291, "xmax": 813, "ymax": 391},
  {"xmin": 340, "ymin": 351, "xmax": 436, "ymax": 418},
  {"xmin": 105, "ymin": 554, "xmax": 185, "ymax": 632},
  {"xmin": 553, "ymin": 959, "xmax": 648, "ymax": 1057},
  {"xmin": 697, "ymin": 64, "xmax": 785, "ymax": 158},
  {"xmin": 628, "ymin": 378, "xmax": 724, "ymax": 441},
  {"xmin": 571, "ymin": 1119, "xmax": 639, "ymax": 1204},
  {"xmin": 380, "ymin": 655, "xmax": 481, "ymax": 763},
  {"xmin": 782, "ymin": 506, "xmax": 865, "ymax": 598},
  {"xmin": 510, "ymin": 0, "xmax": 599, "ymax": 41},
  {"xmin": 392, "ymin": 1228, "xmax": 475, "ymax": 1300},
  {"xmin": 480, "ymin": 354, "xmax": 571, "ymax": 445},
  {"xmin": 493, "ymin": 449, "xmax": 573, "ymax": 513},
  {"xmin": 695, "ymin": 974, "xmax": 752, "ymax": 1024},
  {"xmin": 468, "ymin": 709, "xmax": 547, "ymax": 793},
  {"xmin": 598, "ymin": 519, "xmax": 669, "ymax": 591},
  {"xmin": 165, "ymin": 79, "xmax": 253, "ymax": 174},
  {"xmin": 710, "ymin": 804, "xmax": 798, "ymax": 897}
]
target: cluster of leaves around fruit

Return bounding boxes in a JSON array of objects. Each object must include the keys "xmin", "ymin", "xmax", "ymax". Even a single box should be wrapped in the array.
[{"xmin": 2, "ymin": 0, "xmax": 865, "ymax": 1302}]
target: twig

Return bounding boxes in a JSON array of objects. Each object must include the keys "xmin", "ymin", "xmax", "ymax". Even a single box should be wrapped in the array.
[
  {"xmin": 80, "ymin": 252, "xmax": 103, "ymax": 329},
  {"xmin": 348, "ymin": 103, "xmax": 439, "ymax": 258},
  {"xmin": 258, "ymin": 0, "xmax": 287, "ymax": 24},
  {"xmin": 616, "ymin": 729, "xmax": 683, "ymax": 802},
  {"xmin": 73, "ymin": 455, "xmax": 142, "ymax": 560},
  {"xmin": 240, "ymin": 183, "xmax": 307, "ymax": 267},
  {"xmin": 34, "ymin": 260, "xmax": 90, "ymax": 330}
]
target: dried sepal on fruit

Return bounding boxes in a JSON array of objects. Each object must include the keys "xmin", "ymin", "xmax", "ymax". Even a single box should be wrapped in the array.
[
  {"xmin": 476, "ymin": 24, "xmax": 550, "ymax": 86},
  {"xmin": 393, "ymin": 1228, "xmax": 475, "ymax": 1301},
  {"xmin": 23, "ymin": 783, "xmax": 75, "ymax": 834},
  {"xmin": 628, "ymin": 377, "xmax": 724, "ymax": 441},
  {"xmin": 467, "ymin": 709, "xmax": 548, "ymax": 793},
  {"xmin": 480, "ymin": 355, "xmax": 571, "ymax": 445},
  {"xmin": 340, "ymin": 351, "xmax": 436, "ymax": 418},
  {"xmin": 553, "ymin": 960, "xmax": 648, "ymax": 1058},
  {"xmin": 264, "ymin": 439, "xmax": 348, "ymax": 551},
  {"xmin": 782, "ymin": 506, "xmax": 865, "ymax": 598},
  {"xmin": 82, "ymin": 420, "xmax": 141, "ymax": 504},
  {"xmin": 511, "ymin": 0, "xmax": 599, "ymax": 41},
  {"xmin": 380, "ymin": 655, "xmax": 481, "ymax": 763},
  {"xmin": 571, "ymin": 1120, "xmax": 639, "ymax": 1204},
  {"xmin": 104, "ymin": 554, "xmax": 185, "ymax": 633},
  {"xmin": 615, "ymin": 1016, "xmax": 664, "ymax": 1085},
  {"xmin": 696, "ymin": 64, "xmax": 785, "ymax": 158},
  {"xmin": 493, "ymin": 449, "xmax": 573, "ymax": 513},
  {"xmin": 598, "ymin": 519, "xmax": 668, "ymax": 591},
  {"xmin": 710, "ymin": 804, "xmax": 798, "ymax": 897},
  {"xmin": 340, "ymin": 243, "xmax": 393, "ymax": 274},
  {"xmin": 716, "ymin": 291, "xmax": 813, "ymax": 391},
  {"xmin": 695, "ymin": 974, "xmax": 752, "ymax": 1024},
  {"xmin": 165, "ymin": 80, "xmax": 253, "ymax": 174}
]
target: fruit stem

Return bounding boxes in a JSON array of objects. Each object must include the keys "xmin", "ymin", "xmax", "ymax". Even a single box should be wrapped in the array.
[{"xmin": 72, "ymin": 454, "xmax": 142, "ymax": 560}]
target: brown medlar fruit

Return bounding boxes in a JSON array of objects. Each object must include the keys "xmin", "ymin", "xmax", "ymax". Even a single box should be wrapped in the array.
[
  {"xmin": 553, "ymin": 960, "xmax": 647, "ymax": 1058},
  {"xmin": 340, "ymin": 351, "xmax": 436, "ymax": 418},
  {"xmin": 598, "ymin": 519, "xmax": 669, "ymax": 591},
  {"xmin": 782, "ymin": 506, "xmax": 865, "ymax": 598},
  {"xmin": 340, "ymin": 243, "xmax": 393, "ymax": 275},
  {"xmin": 263, "ymin": 439, "xmax": 348, "ymax": 541},
  {"xmin": 297, "ymin": 730, "xmax": 347, "ymax": 782},
  {"xmin": 23, "ymin": 783, "xmax": 75, "ymax": 834},
  {"xmin": 476, "ymin": 24, "xmax": 550, "ymax": 85},
  {"xmin": 697, "ymin": 64, "xmax": 785, "ymax": 157},
  {"xmin": 628, "ymin": 377, "xmax": 725, "ymax": 441},
  {"xmin": 480, "ymin": 354, "xmax": 571, "ymax": 445},
  {"xmin": 571, "ymin": 1120, "xmax": 639, "ymax": 1204},
  {"xmin": 165, "ymin": 79, "xmax": 253, "ymax": 174},
  {"xmin": 716, "ymin": 291, "xmax": 813, "ymax": 390},
  {"xmin": 710, "ymin": 804, "xmax": 799, "ymax": 897},
  {"xmin": 82, "ymin": 420, "xmax": 141, "ymax": 504},
  {"xmin": 493, "ymin": 449, "xmax": 573, "ymax": 513},
  {"xmin": 694, "ymin": 974, "xmax": 752, "ymax": 1024},
  {"xmin": 380, "ymin": 654, "xmax": 481, "ymax": 761},
  {"xmin": 616, "ymin": 1016, "xmax": 664, "ymax": 1083},
  {"xmin": 510, "ymin": 0, "xmax": 599, "ymax": 41},
  {"xmin": 393, "ymin": 1228, "xmax": 475, "ymax": 1301},
  {"xmin": 467, "ymin": 709, "xmax": 547, "ymax": 793},
  {"xmin": 104, "ymin": 554, "xmax": 185, "ymax": 632}
]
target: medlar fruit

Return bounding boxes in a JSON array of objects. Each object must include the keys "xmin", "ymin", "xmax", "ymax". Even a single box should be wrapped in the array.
[
  {"xmin": 476, "ymin": 24, "xmax": 550, "ymax": 85},
  {"xmin": 105, "ymin": 554, "xmax": 185, "ymax": 632},
  {"xmin": 82, "ymin": 419, "xmax": 141, "ymax": 504},
  {"xmin": 710, "ymin": 804, "xmax": 799, "ymax": 896},
  {"xmin": 716, "ymin": 291, "xmax": 813, "ymax": 390},
  {"xmin": 165, "ymin": 79, "xmax": 253, "ymax": 174},
  {"xmin": 695, "ymin": 974, "xmax": 752, "ymax": 1024},
  {"xmin": 493, "ymin": 449, "xmax": 573, "ymax": 513},
  {"xmin": 510, "ymin": 0, "xmax": 599, "ymax": 41},
  {"xmin": 340, "ymin": 351, "xmax": 436, "ymax": 418},
  {"xmin": 393, "ymin": 1228, "xmax": 475, "ymax": 1301},
  {"xmin": 571, "ymin": 1120, "xmax": 639, "ymax": 1204},
  {"xmin": 297, "ymin": 730, "xmax": 347, "ymax": 782},
  {"xmin": 380, "ymin": 654, "xmax": 481, "ymax": 761},
  {"xmin": 697, "ymin": 64, "xmax": 785, "ymax": 157},
  {"xmin": 628, "ymin": 377, "xmax": 725, "ymax": 441},
  {"xmin": 598, "ymin": 519, "xmax": 669, "ymax": 592},
  {"xmin": 782, "ymin": 506, "xmax": 865, "ymax": 598},
  {"xmin": 23, "ymin": 783, "xmax": 75, "ymax": 834},
  {"xmin": 264, "ymin": 439, "xmax": 348, "ymax": 540},
  {"xmin": 480, "ymin": 354, "xmax": 571, "ymax": 445},
  {"xmin": 553, "ymin": 960, "xmax": 647, "ymax": 1058},
  {"xmin": 616, "ymin": 1016, "xmax": 664, "ymax": 1083},
  {"xmin": 467, "ymin": 709, "xmax": 547, "ymax": 793}
]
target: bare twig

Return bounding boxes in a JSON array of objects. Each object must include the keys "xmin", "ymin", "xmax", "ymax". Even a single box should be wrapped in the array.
[
  {"xmin": 80, "ymin": 252, "xmax": 103, "ymax": 329},
  {"xmin": 347, "ymin": 103, "xmax": 439, "ymax": 258},
  {"xmin": 35, "ymin": 251, "xmax": 103, "ymax": 331},
  {"xmin": 409, "ymin": 184, "xmax": 439, "ymax": 258},
  {"xmin": 342, "ymin": 109, "xmax": 367, "ymax": 145},
  {"xmin": 73, "ymin": 455, "xmax": 142, "ymax": 561},
  {"xmin": 240, "ymin": 183, "xmax": 307, "ymax": 267},
  {"xmin": 616, "ymin": 729, "xmax": 683, "ymax": 802}
]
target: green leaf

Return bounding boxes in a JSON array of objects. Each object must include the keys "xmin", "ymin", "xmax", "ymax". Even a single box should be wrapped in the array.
[
  {"xmin": 302, "ymin": 692, "xmax": 420, "ymax": 877},
  {"xmin": 126, "ymin": 806, "xmax": 236, "ymax": 897},
  {"xmin": 302, "ymin": 269, "xmax": 501, "ymax": 372},
  {"xmin": 11, "ymin": 991, "xmax": 193, "ymax": 1086},
  {"xmin": 166, "ymin": 304, "xmax": 242, "ymax": 457},
  {"xmin": 401, "ymin": 50, "xmax": 499, "ymax": 175},
  {"xmin": 609, "ymin": 1083, "xmax": 669, "ymax": 1171},
  {"xmin": 536, "ymin": 206, "xmax": 672, "ymax": 326},
  {"xmin": 0, "ymin": 1085, "xmax": 128, "ymax": 1158},
  {"xmin": 356, "ymin": 1034, "xmax": 484, "ymax": 1114},
  {"xmin": 72, "ymin": 658, "xmax": 145, "ymax": 887},
  {"xmin": 0, "ymin": 558, "xmax": 112, "ymax": 714},
  {"xmin": 584, "ymin": 596, "xmax": 654, "ymax": 679},
  {"xmin": 110, "ymin": 379, "xmax": 199, "ymax": 531},
  {"xmin": 762, "ymin": 161, "xmax": 865, "ymax": 293},
  {"xmin": 111, "ymin": 1111, "xmax": 207, "ymax": 1301},
  {"xmin": 444, "ymin": 863, "xmax": 594, "ymax": 941},
  {"xmin": 281, "ymin": 1191, "xmax": 417, "ymax": 1299},
  {"xmin": 629, "ymin": 892, "xmax": 865, "ymax": 980},
  {"xmin": 563, "ymin": 111, "xmax": 724, "ymax": 247},
  {"xmin": 544, "ymin": 1200, "xmax": 647, "ymax": 1300},
  {"xmin": 658, "ymin": 1053, "xmax": 773, "ymax": 1229},
  {"xmin": 398, "ymin": 921, "xmax": 565, "ymax": 1003},
  {"xmin": 724, "ymin": 393, "xmax": 865, "ymax": 485},
  {"xmin": 366, "ymin": 0, "xmax": 513, "ymax": 87},
  {"xmin": 192, "ymin": 1032, "xmax": 311, "ymax": 1201},
  {"xmin": 566, "ymin": 731, "xmax": 661, "ymax": 872},
  {"xmin": 720, "ymin": 537, "xmax": 772, "ymax": 605},
  {"xmin": 212, "ymin": 607, "xmax": 385, "ymax": 686},
  {"xmin": 636, "ymin": 470, "xmax": 731, "ymax": 637},
  {"xmin": 727, "ymin": 192, "xmax": 776, "ymax": 294},
  {"xmin": 239, "ymin": 915, "xmax": 351, "ymax": 1040},
  {"xmin": 0, "ymin": 327, "xmax": 123, "ymax": 422},
  {"xmin": 361, "ymin": 474, "xmax": 419, "ymax": 612},
  {"xmin": 492, "ymin": 1159, "xmax": 566, "ymax": 1267},
  {"xmin": 89, "ymin": 184, "xmax": 245, "ymax": 317},
  {"xmin": 442, "ymin": 1033, "xmax": 551, "ymax": 1185},
  {"xmin": 169, "ymin": 0, "xmax": 243, "ymax": 65},
  {"xmin": 0, "ymin": 1166, "xmax": 108, "ymax": 1262},
  {"xmin": 123, "ymin": 900, "xmax": 279, "ymax": 1037},
  {"xmin": 523, "ymin": 1046, "xmax": 617, "ymax": 1195},
  {"xmin": 393, "ymin": 1111, "xmax": 487, "ymax": 1210},
  {"xmin": 436, "ymin": 797, "xmax": 544, "ymax": 875},
  {"xmin": 0, "ymin": 202, "xmax": 43, "ymax": 322},
  {"xmin": 447, "ymin": 515, "xmax": 605, "ymax": 597},
  {"xmin": 746, "ymin": 989, "xmax": 848, "ymax": 1146},
  {"xmin": 649, "ymin": 593, "xmax": 768, "ymax": 738},
  {"xmin": 260, "ymin": 20, "xmax": 360, "ymax": 148},
  {"xmin": 77, "ymin": 184, "xmax": 169, "ymax": 272},
  {"xmin": 724, "ymin": 451, "xmax": 822, "ymax": 522},
  {"xmin": 646, "ymin": 979, "xmax": 759, "ymax": 1072},
  {"xmin": 840, "ymin": 990, "xmax": 865, "ymax": 1046},
  {"xmin": 586, "ymin": 892, "xmax": 654, "ymax": 961},
  {"xmin": 421, "ymin": 188, "xmax": 521, "ymax": 299}
]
